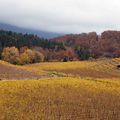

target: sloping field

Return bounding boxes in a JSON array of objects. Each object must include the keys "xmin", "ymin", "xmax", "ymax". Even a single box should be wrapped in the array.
[
  {"xmin": 0, "ymin": 58, "xmax": 120, "ymax": 80},
  {"xmin": 25, "ymin": 58, "xmax": 120, "ymax": 79},
  {"xmin": 0, "ymin": 61, "xmax": 43, "ymax": 80},
  {"xmin": 0, "ymin": 77, "xmax": 120, "ymax": 120},
  {"xmin": 0, "ymin": 58, "xmax": 120, "ymax": 119}
]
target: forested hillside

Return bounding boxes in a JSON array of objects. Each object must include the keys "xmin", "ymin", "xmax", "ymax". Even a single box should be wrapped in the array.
[
  {"xmin": 52, "ymin": 31, "xmax": 120, "ymax": 58},
  {"xmin": 0, "ymin": 23, "xmax": 62, "ymax": 38},
  {"xmin": 0, "ymin": 30, "xmax": 120, "ymax": 65},
  {"xmin": 0, "ymin": 30, "xmax": 64, "ymax": 51},
  {"xmin": 0, "ymin": 30, "xmax": 66, "ymax": 64}
]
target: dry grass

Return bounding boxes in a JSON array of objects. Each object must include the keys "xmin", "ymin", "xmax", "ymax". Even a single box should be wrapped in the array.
[
  {"xmin": 25, "ymin": 58, "xmax": 120, "ymax": 79},
  {"xmin": 0, "ymin": 77, "xmax": 120, "ymax": 120},
  {"xmin": 0, "ymin": 58, "xmax": 120, "ymax": 120},
  {"xmin": 0, "ymin": 60, "xmax": 44, "ymax": 80},
  {"xmin": 1, "ymin": 58, "xmax": 120, "ymax": 80}
]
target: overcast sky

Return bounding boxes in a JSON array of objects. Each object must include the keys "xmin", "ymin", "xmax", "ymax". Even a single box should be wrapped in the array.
[{"xmin": 0, "ymin": 0, "xmax": 120, "ymax": 33}]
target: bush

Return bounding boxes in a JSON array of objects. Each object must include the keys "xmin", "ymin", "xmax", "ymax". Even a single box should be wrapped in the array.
[
  {"xmin": 2, "ymin": 47, "xmax": 44, "ymax": 65},
  {"xmin": 18, "ymin": 52, "xmax": 31, "ymax": 65},
  {"xmin": 33, "ymin": 51, "xmax": 44, "ymax": 63},
  {"xmin": 63, "ymin": 57, "xmax": 69, "ymax": 62},
  {"xmin": 18, "ymin": 49, "xmax": 44, "ymax": 65},
  {"xmin": 2, "ymin": 47, "xmax": 19, "ymax": 64}
]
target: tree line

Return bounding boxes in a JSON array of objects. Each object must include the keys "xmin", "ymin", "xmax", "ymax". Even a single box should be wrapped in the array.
[
  {"xmin": 0, "ymin": 30, "xmax": 65, "ymax": 57},
  {"xmin": 0, "ymin": 30, "xmax": 103, "ymax": 65}
]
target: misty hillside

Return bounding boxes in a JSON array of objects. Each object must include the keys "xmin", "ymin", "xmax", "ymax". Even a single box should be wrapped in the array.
[{"xmin": 0, "ymin": 23, "xmax": 62, "ymax": 39}]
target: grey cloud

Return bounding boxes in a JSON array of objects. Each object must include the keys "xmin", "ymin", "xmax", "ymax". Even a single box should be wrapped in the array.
[{"xmin": 0, "ymin": 0, "xmax": 120, "ymax": 33}]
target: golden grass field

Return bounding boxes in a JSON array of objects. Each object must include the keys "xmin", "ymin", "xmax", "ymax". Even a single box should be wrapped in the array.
[{"xmin": 0, "ymin": 58, "xmax": 120, "ymax": 120}]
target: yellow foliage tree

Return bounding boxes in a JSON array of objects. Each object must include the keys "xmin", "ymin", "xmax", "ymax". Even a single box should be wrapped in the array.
[
  {"xmin": 2, "ymin": 47, "xmax": 19, "ymax": 64},
  {"xmin": 18, "ymin": 49, "xmax": 44, "ymax": 65}
]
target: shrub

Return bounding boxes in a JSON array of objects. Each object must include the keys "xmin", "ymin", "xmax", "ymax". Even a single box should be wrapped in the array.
[
  {"xmin": 18, "ymin": 52, "xmax": 31, "ymax": 65},
  {"xmin": 33, "ymin": 51, "xmax": 44, "ymax": 63},
  {"xmin": 2, "ymin": 47, "xmax": 19, "ymax": 64},
  {"xmin": 63, "ymin": 56, "xmax": 69, "ymax": 62},
  {"xmin": 2, "ymin": 47, "xmax": 44, "ymax": 65},
  {"xmin": 18, "ymin": 49, "xmax": 44, "ymax": 65}
]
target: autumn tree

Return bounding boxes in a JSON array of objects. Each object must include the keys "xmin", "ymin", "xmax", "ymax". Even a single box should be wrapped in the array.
[
  {"xmin": 2, "ymin": 47, "xmax": 19, "ymax": 64},
  {"xmin": 18, "ymin": 49, "xmax": 44, "ymax": 65},
  {"xmin": 33, "ymin": 51, "xmax": 44, "ymax": 62}
]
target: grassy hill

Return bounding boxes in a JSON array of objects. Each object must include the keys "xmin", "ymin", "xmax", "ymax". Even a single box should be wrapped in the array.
[
  {"xmin": 0, "ymin": 58, "xmax": 120, "ymax": 119},
  {"xmin": 1, "ymin": 58, "xmax": 120, "ymax": 80},
  {"xmin": 25, "ymin": 58, "xmax": 120, "ymax": 79},
  {"xmin": 0, "ymin": 61, "xmax": 42, "ymax": 80}
]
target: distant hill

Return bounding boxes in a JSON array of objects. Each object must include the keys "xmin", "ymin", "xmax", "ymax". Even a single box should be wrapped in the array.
[
  {"xmin": 0, "ymin": 29, "xmax": 120, "ymax": 63},
  {"xmin": 51, "ymin": 31, "xmax": 120, "ymax": 58},
  {"xmin": 0, "ymin": 23, "xmax": 62, "ymax": 39}
]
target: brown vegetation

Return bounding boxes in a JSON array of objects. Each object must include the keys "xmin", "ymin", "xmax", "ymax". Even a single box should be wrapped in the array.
[
  {"xmin": 0, "ymin": 30, "xmax": 120, "ymax": 63},
  {"xmin": 0, "ymin": 61, "xmax": 43, "ymax": 80},
  {"xmin": 52, "ymin": 31, "xmax": 120, "ymax": 58},
  {"xmin": 2, "ymin": 47, "xmax": 44, "ymax": 65}
]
